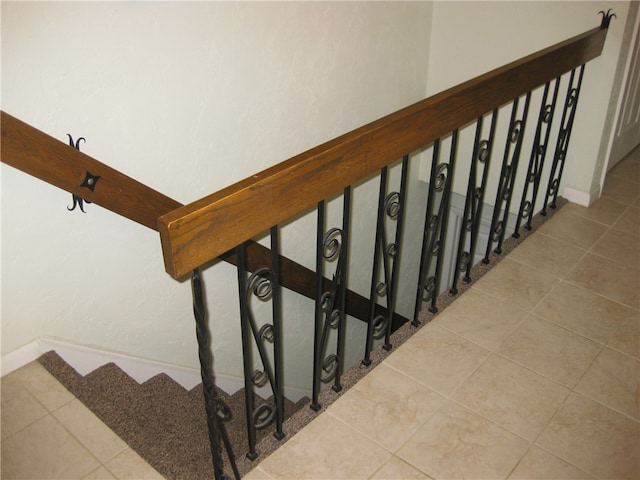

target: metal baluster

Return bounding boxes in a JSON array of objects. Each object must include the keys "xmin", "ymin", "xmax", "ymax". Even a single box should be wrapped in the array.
[
  {"xmin": 450, "ymin": 111, "xmax": 497, "ymax": 295},
  {"xmin": 191, "ymin": 269, "xmax": 239, "ymax": 480},
  {"xmin": 513, "ymin": 78, "xmax": 561, "ymax": 237},
  {"xmin": 270, "ymin": 226, "xmax": 285, "ymax": 440},
  {"xmin": 236, "ymin": 235, "xmax": 283, "ymax": 459},
  {"xmin": 363, "ymin": 167, "xmax": 389, "ymax": 365},
  {"xmin": 362, "ymin": 156, "xmax": 409, "ymax": 364},
  {"xmin": 413, "ymin": 131, "xmax": 459, "ymax": 322},
  {"xmin": 484, "ymin": 93, "xmax": 531, "ymax": 262},
  {"xmin": 383, "ymin": 156, "xmax": 409, "ymax": 348},
  {"xmin": 311, "ymin": 193, "xmax": 349, "ymax": 410},
  {"xmin": 542, "ymin": 65, "xmax": 586, "ymax": 214},
  {"xmin": 495, "ymin": 92, "xmax": 531, "ymax": 253},
  {"xmin": 334, "ymin": 187, "xmax": 351, "ymax": 393},
  {"xmin": 236, "ymin": 244, "xmax": 258, "ymax": 460}
]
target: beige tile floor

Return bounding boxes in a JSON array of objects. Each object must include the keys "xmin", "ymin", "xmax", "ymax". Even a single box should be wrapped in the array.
[{"xmin": 2, "ymin": 147, "xmax": 639, "ymax": 479}]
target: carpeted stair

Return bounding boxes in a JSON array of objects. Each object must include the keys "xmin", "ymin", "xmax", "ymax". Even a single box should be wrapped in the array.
[{"xmin": 38, "ymin": 351, "xmax": 309, "ymax": 480}]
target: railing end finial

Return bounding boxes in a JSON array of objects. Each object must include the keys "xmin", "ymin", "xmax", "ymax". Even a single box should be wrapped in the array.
[{"xmin": 599, "ymin": 9, "xmax": 616, "ymax": 29}]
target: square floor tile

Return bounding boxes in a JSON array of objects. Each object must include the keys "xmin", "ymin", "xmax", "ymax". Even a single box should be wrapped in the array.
[
  {"xmin": 396, "ymin": 401, "xmax": 529, "ymax": 480},
  {"xmin": 574, "ymin": 347, "xmax": 640, "ymax": 420},
  {"xmin": 609, "ymin": 156, "xmax": 640, "ymax": 183},
  {"xmin": 258, "ymin": 413, "xmax": 390, "ymax": 479},
  {"xmin": 613, "ymin": 206, "xmax": 640, "ymax": 237},
  {"xmin": 452, "ymin": 354, "xmax": 570, "ymax": 441},
  {"xmin": 507, "ymin": 232, "xmax": 586, "ymax": 278},
  {"xmin": 1, "ymin": 414, "xmax": 100, "ymax": 479},
  {"xmin": 8, "ymin": 362, "xmax": 75, "ymax": 412},
  {"xmin": 536, "ymin": 393, "xmax": 640, "ymax": 479},
  {"xmin": 384, "ymin": 324, "xmax": 490, "ymax": 395},
  {"xmin": 243, "ymin": 466, "xmax": 274, "ymax": 479},
  {"xmin": 104, "ymin": 448, "xmax": 164, "ymax": 480},
  {"xmin": 533, "ymin": 281, "xmax": 635, "ymax": 345},
  {"xmin": 1, "ymin": 374, "xmax": 48, "ymax": 440},
  {"xmin": 433, "ymin": 288, "xmax": 527, "ymax": 350},
  {"xmin": 471, "ymin": 258, "xmax": 558, "ymax": 311},
  {"xmin": 566, "ymin": 253, "xmax": 640, "ymax": 309},
  {"xmin": 601, "ymin": 174, "xmax": 640, "ymax": 205},
  {"xmin": 497, "ymin": 315, "xmax": 601, "ymax": 388},
  {"xmin": 561, "ymin": 198, "xmax": 628, "ymax": 228},
  {"xmin": 608, "ymin": 314, "xmax": 640, "ymax": 359},
  {"xmin": 538, "ymin": 208, "xmax": 608, "ymax": 249},
  {"xmin": 369, "ymin": 456, "xmax": 433, "ymax": 479},
  {"xmin": 82, "ymin": 466, "xmax": 118, "ymax": 480},
  {"xmin": 592, "ymin": 228, "xmax": 640, "ymax": 269},
  {"xmin": 53, "ymin": 399, "xmax": 129, "ymax": 463},
  {"xmin": 508, "ymin": 446, "xmax": 596, "ymax": 479},
  {"xmin": 328, "ymin": 363, "xmax": 445, "ymax": 451}
]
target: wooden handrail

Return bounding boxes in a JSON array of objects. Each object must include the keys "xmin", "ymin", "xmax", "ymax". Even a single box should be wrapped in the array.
[
  {"xmin": 1, "ymin": 111, "xmax": 181, "ymax": 230},
  {"xmin": 0, "ymin": 111, "xmax": 409, "ymax": 329},
  {"xmin": 158, "ymin": 25, "xmax": 608, "ymax": 279}
]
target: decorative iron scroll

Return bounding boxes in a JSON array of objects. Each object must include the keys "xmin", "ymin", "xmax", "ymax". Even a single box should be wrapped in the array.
[
  {"xmin": 450, "ymin": 111, "xmax": 497, "ymax": 295},
  {"xmin": 413, "ymin": 131, "xmax": 459, "ymax": 322},
  {"xmin": 362, "ymin": 156, "xmax": 409, "ymax": 365},
  {"xmin": 513, "ymin": 78, "xmax": 561, "ymax": 237},
  {"xmin": 542, "ymin": 65, "xmax": 585, "ymax": 215},
  {"xmin": 66, "ymin": 134, "xmax": 99, "ymax": 213},
  {"xmin": 483, "ymin": 92, "xmax": 531, "ymax": 263},
  {"xmin": 311, "ymin": 188, "xmax": 351, "ymax": 410},
  {"xmin": 236, "ymin": 226, "xmax": 285, "ymax": 460}
]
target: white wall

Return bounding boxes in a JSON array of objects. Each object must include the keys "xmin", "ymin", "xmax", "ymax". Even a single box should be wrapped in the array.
[
  {"xmin": 1, "ymin": 2, "xmax": 432, "ymax": 390},
  {"xmin": 424, "ymin": 1, "xmax": 632, "ymax": 205}
]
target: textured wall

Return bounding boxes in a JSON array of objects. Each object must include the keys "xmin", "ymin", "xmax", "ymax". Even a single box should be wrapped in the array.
[{"xmin": 1, "ymin": 2, "xmax": 432, "ymax": 390}]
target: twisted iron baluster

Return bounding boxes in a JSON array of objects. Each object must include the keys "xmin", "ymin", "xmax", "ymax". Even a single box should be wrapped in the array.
[{"xmin": 191, "ymin": 269, "xmax": 238, "ymax": 480}]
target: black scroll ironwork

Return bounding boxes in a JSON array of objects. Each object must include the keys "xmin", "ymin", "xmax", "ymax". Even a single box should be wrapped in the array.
[
  {"xmin": 311, "ymin": 188, "xmax": 351, "ymax": 411},
  {"xmin": 542, "ymin": 65, "xmax": 585, "ymax": 215},
  {"xmin": 483, "ymin": 93, "xmax": 531, "ymax": 263},
  {"xmin": 191, "ymin": 269, "xmax": 239, "ymax": 480},
  {"xmin": 450, "ymin": 111, "xmax": 497, "ymax": 295},
  {"xmin": 236, "ymin": 226, "xmax": 285, "ymax": 460},
  {"xmin": 413, "ymin": 131, "xmax": 459, "ymax": 323},
  {"xmin": 362, "ymin": 156, "xmax": 409, "ymax": 366},
  {"xmin": 67, "ymin": 134, "xmax": 100, "ymax": 213},
  {"xmin": 513, "ymin": 78, "xmax": 561, "ymax": 237}
]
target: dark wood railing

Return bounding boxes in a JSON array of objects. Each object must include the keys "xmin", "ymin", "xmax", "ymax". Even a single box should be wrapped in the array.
[
  {"xmin": 158, "ymin": 23, "xmax": 608, "ymax": 279},
  {"xmin": 0, "ymin": 112, "xmax": 408, "ymax": 331}
]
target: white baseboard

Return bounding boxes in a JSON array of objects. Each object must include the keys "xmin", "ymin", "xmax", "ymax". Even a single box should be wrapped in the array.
[
  {"xmin": 562, "ymin": 186, "xmax": 600, "ymax": 207},
  {"xmin": 1, "ymin": 338, "xmax": 311, "ymax": 401}
]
